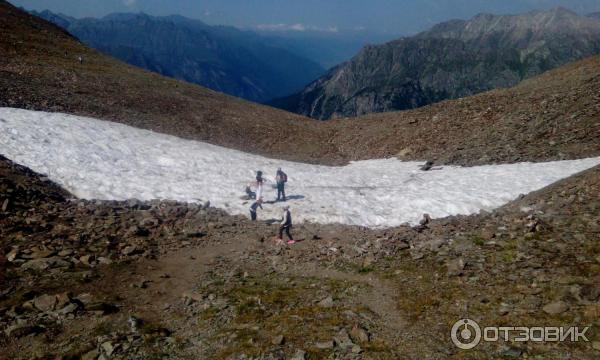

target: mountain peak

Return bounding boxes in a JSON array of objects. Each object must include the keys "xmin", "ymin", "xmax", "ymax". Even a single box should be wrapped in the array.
[
  {"xmin": 423, "ymin": 6, "xmax": 599, "ymax": 41},
  {"xmin": 551, "ymin": 6, "xmax": 577, "ymax": 16},
  {"xmin": 102, "ymin": 12, "xmax": 151, "ymax": 22},
  {"xmin": 274, "ymin": 7, "xmax": 600, "ymax": 120}
]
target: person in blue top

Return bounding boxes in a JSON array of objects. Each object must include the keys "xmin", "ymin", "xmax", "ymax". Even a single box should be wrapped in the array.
[{"xmin": 249, "ymin": 198, "xmax": 263, "ymax": 221}]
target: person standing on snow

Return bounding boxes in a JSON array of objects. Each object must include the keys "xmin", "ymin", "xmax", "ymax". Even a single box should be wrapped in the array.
[
  {"xmin": 255, "ymin": 170, "xmax": 265, "ymax": 201},
  {"xmin": 277, "ymin": 205, "xmax": 294, "ymax": 244},
  {"xmin": 275, "ymin": 167, "xmax": 287, "ymax": 201},
  {"xmin": 249, "ymin": 198, "xmax": 263, "ymax": 221}
]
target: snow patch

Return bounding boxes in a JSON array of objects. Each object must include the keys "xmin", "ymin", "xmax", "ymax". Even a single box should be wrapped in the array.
[{"xmin": 1, "ymin": 107, "xmax": 599, "ymax": 228}]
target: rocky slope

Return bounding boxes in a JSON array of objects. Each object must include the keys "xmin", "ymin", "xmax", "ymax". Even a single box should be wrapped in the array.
[
  {"xmin": 32, "ymin": 10, "xmax": 324, "ymax": 103},
  {"xmin": 1, "ymin": 0, "xmax": 599, "ymax": 168},
  {"xmin": 1, "ymin": 142, "xmax": 599, "ymax": 359},
  {"xmin": 0, "ymin": 1, "xmax": 333, "ymax": 164},
  {"xmin": 329, "ymin": 55, "xmax": 600, "ymax": 165},
  {"xmin": 272, "ymin": 7, "xmax": 600, "ymax": 119}
]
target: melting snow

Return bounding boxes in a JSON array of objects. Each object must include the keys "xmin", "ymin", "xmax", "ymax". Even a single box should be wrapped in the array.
[{"xmin": 1, "ymin": 108, "xmax": 599, "ymax": 228}]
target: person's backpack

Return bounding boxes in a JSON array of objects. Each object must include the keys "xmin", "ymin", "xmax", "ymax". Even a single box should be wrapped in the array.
[{"xmin": 282, "ymin": 172, "xmax": 288, "ymax": 183}]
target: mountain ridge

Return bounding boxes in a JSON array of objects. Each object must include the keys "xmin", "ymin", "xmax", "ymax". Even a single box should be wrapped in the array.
[
  {"xmin": 272, "ymin": 7, "xmax": 600, "ymax": 119},
  {"xmin": 31, "ymin": 9, "xmax": 325, "ymax": 102}
]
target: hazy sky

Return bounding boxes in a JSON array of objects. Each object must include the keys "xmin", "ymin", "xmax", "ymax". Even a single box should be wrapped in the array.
[{"xmin": 9, "ymin": 0, "xmax": 600, "ymax": 35}]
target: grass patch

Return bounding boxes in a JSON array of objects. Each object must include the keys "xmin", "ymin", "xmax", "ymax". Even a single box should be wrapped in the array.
[
  {"xmin": 358, "ymin": 266, "xmax": 374, "ymax": 274},
  {"xmin": 197, "ymin": 273, "xmax": 391, "ymax": 359},
  {"xmin": 471, "ymin": 235, "xmax": 485, "ymax": 246}
]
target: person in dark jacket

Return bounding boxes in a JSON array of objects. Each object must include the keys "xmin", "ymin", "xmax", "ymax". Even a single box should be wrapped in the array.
[
  {"xmin": 275, "ymin": 167, "xmax": 287, "ymax": 201},
  {"xmin": 277, "ymin": 205, "xmax": 294, "ymax": 244},
  {"xmin": 249, "ymin": 198, "xmax": 263, "ymax": 221},
  {"xmin": 255, "ymin": 170, "xmax": 265, "ymax": 201}
]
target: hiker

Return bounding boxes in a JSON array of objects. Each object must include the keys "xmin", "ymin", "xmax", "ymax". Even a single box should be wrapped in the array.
[
  {"xmin": 255, "ymin": 170, "xmax": 265, "ymax": 201},
  {"xmin": 275, "ymin": 167, "xmax": 288, "ymax": 201},
  {"xmin": 249, "ymin": 198, "xmax": 263, "ymax": 221},
  {"xmin": 244, "ymin": 185, "xmax": 256, "ymax": 200},
  {"xmin": 277, "ymin": 205, "xmax": 294, "ymax": 244}
]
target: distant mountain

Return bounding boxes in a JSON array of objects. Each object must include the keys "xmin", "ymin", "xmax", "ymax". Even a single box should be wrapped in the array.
[
  {"xmin": 254, "ymin": 29, "xmax": 395, "ymax": 70},
  {"xmin": 272, "ymin": 7, "xmax": 600, "ymax": 119},
  {"xmin": 32, "ymin": 10, "xmax": 325, "ymax": 102},
  {"xmin": 589, "ymin": 12, "xmax": 600, "ymax": 19}
]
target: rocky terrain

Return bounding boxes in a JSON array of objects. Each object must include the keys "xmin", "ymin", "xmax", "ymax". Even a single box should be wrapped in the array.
[
  {"xmin": 1, "ymin": 144, "xmax": 600, "ymax": 359},
  {"xmin": 272, "ymin": 7, "xmax": 600, "ymax": 119},
  {"xmin": 1, "ymin": 1, "xmax": 599, "ymax": 167},
  {"xmin": 2, "ymin": 2, "xmax": 600, "ymax": 359},
  {"xmin": 31, "ymin": 10, "xmax": 324, "ymax": 103}
]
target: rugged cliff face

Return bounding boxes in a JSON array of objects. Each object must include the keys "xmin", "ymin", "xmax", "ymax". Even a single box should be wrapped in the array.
[{"xmin": 272, "ymin": 7, "xmax": 600, "ymax": 119}]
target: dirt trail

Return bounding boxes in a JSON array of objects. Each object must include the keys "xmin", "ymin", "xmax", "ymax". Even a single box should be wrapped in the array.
[
  {"xmin": 117, "ymin": 239, "xmax": 258, "ymax": 313},
  {"xmin": 288, "ymin": 264, "xmax": 406, "ymax": 331},
  {"xmin": 119, "ymin": 238, "xmax": 406, "ymax": 328}
]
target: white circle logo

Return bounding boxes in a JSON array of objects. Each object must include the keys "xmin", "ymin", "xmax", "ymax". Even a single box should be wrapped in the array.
[{"xmin": 451, "ymin": 319, "xmax": 482, "ymax": 350}]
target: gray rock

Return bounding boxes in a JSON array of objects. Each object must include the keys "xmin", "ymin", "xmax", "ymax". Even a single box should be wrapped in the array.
[
  {"xmin": 79, "ymin": 255, "xmax": 94, "ymax": 266},
  {"xmin": 318, "ymin": 296, "xmax": 334, "ymax": 308},
  {"xmin": 182, "ymin": 291, "xmax": 203, "ymax": 304},
  {"xmin": 5, "ymin": 323, "xmax": 43, "ymax": 338},
  {"xmin": 140, "ymin": 217, "xmax": 159, "ymax": 227},
  {"xmin": 446, "ymin": 258, "xmax": 465, "ymax": 276},
  {"xmin": 290, "ymin": 350, "xmax": 307, "ymax": 360},
  {"xmin": 350, "ymin": 325, "xmax": 370, "ymax": 343},
  {"xmin": 128, "ymin": 316, "xmax": 141, "ymax": 333},
  {"xmin": 581, "ymin": 283, "xmax": 600, "ymax": 302},
  {"xmin": 58, "ymin": 249, "xmax": 74, "ymax": 257},
  {"xmin": 315, "ymin": 340, "xmax": 334, "ymax": 349},
  {"xmin": 28, "ymin": 249, "xmax": 54, "ymax": 259},
  {"xmin": 498, "ymin": 345, "xmax": 522, "ymax": 358},
  {"xmin": 121, "ymin": 245, "xmax": 138, "ymax": 256},
  {"xmin": 81, "ymin": 349, "xmax": 99, "ymax": 360},
  {"xmin": 101, "ymin": 341, "xmax": 116, "ymax": 357},
  {"xmin": 85, "ymin": 302, "xmax": 118, "ymax": 315},
  {"xmin": 21, "ymin": 257, "xmax": 71, "ymax": 271},
  {"xmin": 7, "ymin": 248, "xmax": 19, "ymax": 262},
  {"xmin": 59, "ymin": 303, "xmax": 79, "ymax": 315},
  {"xmin": 33, "ymin": 294, "xmax": 58, "ymax": 312},
  {"xmin": 271, "ymin": 335, "xmax": 285, "ymax": 346},
  {"xmin": 542, "ymin": 301, "xmax": 569, "ymax": 315},
  {"xmin": 333, "ymin": 329, "xmax": 354, "ymax": 349},
  {"xmin": 498, "ymin": 303, "xmax": 513, "ymax": 316},
  {"xmin": 98, "ymin": 257, "xmax": 113, "ymax": 265}
]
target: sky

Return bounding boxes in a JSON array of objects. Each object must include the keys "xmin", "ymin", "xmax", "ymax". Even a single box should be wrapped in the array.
[{"xmin": 9, "ymin": 0, "xmax": 600, "ymax": 36}]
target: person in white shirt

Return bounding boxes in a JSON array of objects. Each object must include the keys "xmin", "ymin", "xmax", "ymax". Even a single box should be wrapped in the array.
[{"xmin": 255, "ymin": 170, "xmax": 265, "ymax": 200}]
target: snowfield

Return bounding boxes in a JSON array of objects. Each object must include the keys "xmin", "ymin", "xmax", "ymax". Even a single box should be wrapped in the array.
[{"xmin": 1, "ymin": 108, "xmax": 599, "ymax": 228}]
